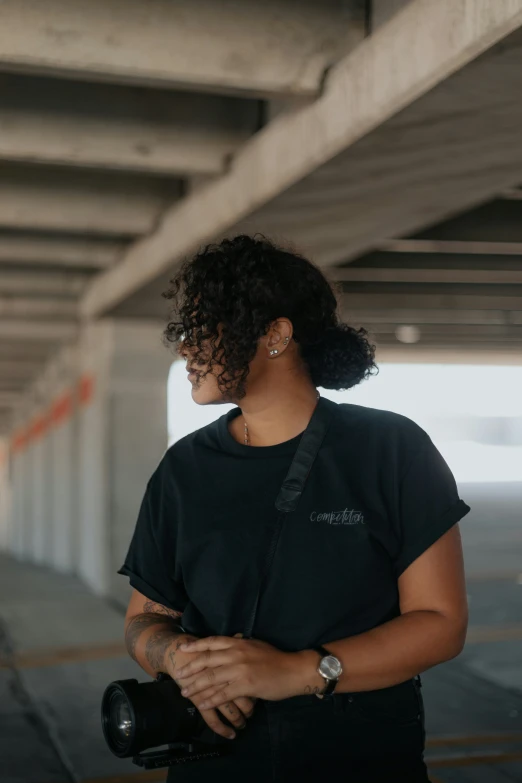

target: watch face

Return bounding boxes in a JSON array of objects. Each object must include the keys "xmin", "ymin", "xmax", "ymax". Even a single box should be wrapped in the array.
[{"xmin": 320, "ymin": 654, "xmax": 342, "ymax": 679}]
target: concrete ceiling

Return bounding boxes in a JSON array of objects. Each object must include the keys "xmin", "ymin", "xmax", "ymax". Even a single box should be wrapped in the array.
[{"xmin": 2, "ymin": 0, "xmax": 522, "ymax": 433}]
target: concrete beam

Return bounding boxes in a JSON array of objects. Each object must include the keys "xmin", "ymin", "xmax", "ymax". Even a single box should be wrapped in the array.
[
  {"xmin": 81, "ymin": 0, "xmax": 522, "ymax": 318},
  {"xmin": 0, "ymin": 362, "xmax": 46, "ymax": 378},
  {"xmin": 410, "ymin": 200, "xmax": 522, "ymax": 243},
  {"xmin": 333, "ymin": 268, "xmax": 522, "ymax": 284},
  {"xmin": 0, "ymin": 320, "xmax": 78, "ymax": 342},
  {"xmin": 378, "ymin": 239, "xmax": 522, "ymax": 256},
  {"xmin": 343, "ymin": 293, "xmax": 522, "ymax": 311},
  {"xmin": 0, "ymin": 75, "xmax": 259, "ymax": 176},
  {"xmin": 0, "ymin": 393, "xmax": 20, "ymax": 406},
  {"xmin": 0, "ymin": 345, "xmax": 53, "ymax": 363},
  {"xmin": 0, "ymin": 167, "xmax": 181, "ymax": 236},
  {"xmin": 499, "ymin": 188, "xmax": 522, "ymax": 200},
  {"xmin": 376, "ymin": 338, "xmax": 522, "ymax": 350},
  {"xmin": 345, "ymin": 308, "xmax": 517, "ymax": 325},
  {"xmin": 0, "ymin": 414, "xmax": 13, "ymax": 434},
  {"xmin": 0, "ymin": 0, "xmax": 364, "ymax": 99},
  {"xmin": 0, "ymin": 235, "xmax": 124, "ymax": 269},
  {"xmin": 364, "ymin": 323, "xmax": 522, "ymax": 339},
  {"xmin": 0, "ymin": 271, "xmax": 89, "ymax": 296},
  {"xmin": 376, "ymin": 345, "xmax": 522, "ymax": 365},
  {"xmin": 0, "ymin": 297, "xmax": 77, "ymax": 319},
  {"xmin": 372, "ymin": 1, "xmax": 413, "ymax": 30},
  {"xmin": 0, "ymin": 382, "xmax": 31, "ymax": 392}
]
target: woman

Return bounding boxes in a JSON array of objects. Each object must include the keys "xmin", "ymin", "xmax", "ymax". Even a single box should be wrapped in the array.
[{"xmin": 119, "ymin": 235, "xmax": 470, "ymax": 782}]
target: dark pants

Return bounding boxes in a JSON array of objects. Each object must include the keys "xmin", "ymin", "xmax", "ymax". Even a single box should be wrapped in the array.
[{"xmin": 167, "ymin": 678, "xmax": 430, "ymax": 782}]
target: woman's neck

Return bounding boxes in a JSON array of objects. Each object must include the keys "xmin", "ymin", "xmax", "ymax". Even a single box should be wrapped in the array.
[{"xmin": 230, "ymin": 382, "xmax": 319, "ymax": 447}]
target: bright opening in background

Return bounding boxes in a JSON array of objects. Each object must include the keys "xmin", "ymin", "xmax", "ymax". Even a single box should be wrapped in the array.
[{"xmin": 168, "ymin": 362, "xmax": 522, "ymax": 483}]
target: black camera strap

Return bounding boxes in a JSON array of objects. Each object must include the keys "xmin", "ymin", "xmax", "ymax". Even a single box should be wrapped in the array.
[{"xmin": 243, "ymin": 396, "xmax": 334, "ymax": 639}]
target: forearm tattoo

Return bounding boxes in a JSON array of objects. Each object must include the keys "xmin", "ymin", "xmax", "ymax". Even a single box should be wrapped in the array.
[
  {"xmin": 304, "ymin": 685, "xmax": 322, "ymax": 695},
  {"xmin": 168, "ymin": 635, "xmax": 197, "ymax": 680},
  {"xmin": 145, "ymin": 628, "xmax": 180, "ymax": 673},
  {"xmin": 125, "ymin": 614, "xmax": 161, "ymax": 662},
  {"xmin": 142, "ymin": 601, "xmax": 183, "ymax": 620},
  {"xmin": 124, "ymin": 603, "xmax": 184, "ymax": 666}
]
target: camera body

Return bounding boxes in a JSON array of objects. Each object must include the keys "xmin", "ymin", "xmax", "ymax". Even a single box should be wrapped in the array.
[{"xmin": 101, "ymin": 674, "xmax": 230, "ymax": 769}]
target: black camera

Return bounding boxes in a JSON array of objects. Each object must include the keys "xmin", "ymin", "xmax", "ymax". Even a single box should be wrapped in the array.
[{"xmin": 101, "ymin": 673, "xmax": 230, "ymax": 769}]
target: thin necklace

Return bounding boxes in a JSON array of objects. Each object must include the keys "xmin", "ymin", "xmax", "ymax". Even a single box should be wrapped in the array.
[{"xmin": 243, "ymin": 391, "xmax": 320, "ymax": 446}]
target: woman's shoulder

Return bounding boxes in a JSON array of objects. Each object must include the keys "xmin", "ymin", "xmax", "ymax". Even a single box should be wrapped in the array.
[
  {"xmin": 332, "ymin": 401, "xmax": 431, "ymax": 455},
  {"xmin": 335, "ymin": 400, "xmax": 425, "ymax": 432},
  {"xmin": 163, "ymin": 416, "xmax": 223, "ymax": 463}
]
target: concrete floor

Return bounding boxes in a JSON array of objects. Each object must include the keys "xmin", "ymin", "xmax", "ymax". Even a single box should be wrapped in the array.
[{"xmin": 1, "ymin": 480, "xmax": 521, "ymax": 783}]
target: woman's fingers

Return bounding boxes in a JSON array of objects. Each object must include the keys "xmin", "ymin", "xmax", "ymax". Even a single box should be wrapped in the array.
[
  {"xmin": 233, "ymin": 696, "xmax": 256, "ymax": 718},
  {"xmin": 190, "ymin": 684, "xmax": 237, "ymax": 711},
  {"xmin": 218, "ymin": 701, "xmax": 246, "ymax": 730},
  {"xmin": 195, "ymin": 699, "xmax": 253, "ymax": 740},
  {"xmin": 180, "ymin": 664, "xmax": 233, "ymax": 698},
  {"xmin": 179, "ymin": 636, "xmax": 233, "ymax": 653},
  {"xmin": 176, "ymin": 649, "xmax": 232, "ymax": 680},
  {"xmin": 198, "ymin": 707, "xmax": 237, "ymax": 740}
]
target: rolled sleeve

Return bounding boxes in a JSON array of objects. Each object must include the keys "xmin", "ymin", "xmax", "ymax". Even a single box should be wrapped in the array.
[
  {"xmin": 393, "ymin": 437, "xmax": 471, "ymax": 577},
  {"xmin": 117, "ymin": 457, "xmax": 188, "ymax": 613}
]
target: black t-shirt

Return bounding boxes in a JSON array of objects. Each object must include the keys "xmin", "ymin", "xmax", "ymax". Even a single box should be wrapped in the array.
[{"xmin": 118, "ymin": 397, "xmax": 470, "ymax": 652}]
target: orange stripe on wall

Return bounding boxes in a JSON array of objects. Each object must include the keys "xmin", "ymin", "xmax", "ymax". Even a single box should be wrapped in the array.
[
  {"xmin": 78, "ymin": 374, "xmax": 95, "ymax": 406},
  {"xmin": 11, "ymin": 428, "xmax": 28, "ymax": 454},
  {"xmin": 29, "ymin": 414, "xmax": 49, "ymax": 441},
  {"xmin": 50, "ymin": 393, "xmax": 73, "ymax": 426},
  {"xmin": 9, "ymin": 385, "xmax": 78, "ymax": 455}
]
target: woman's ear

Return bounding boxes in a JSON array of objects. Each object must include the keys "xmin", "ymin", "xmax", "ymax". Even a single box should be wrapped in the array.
[
  {"xmin": 266, "ymin": 318, "xmax": 293, "ymax": 350},
  {"xmin": 267, "ymin": 329, "xmax": 281, "ymax": 349}
]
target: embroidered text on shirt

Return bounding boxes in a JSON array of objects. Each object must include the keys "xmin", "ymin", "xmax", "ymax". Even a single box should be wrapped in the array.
[{"xmin": 310, "ymin": 509, "xmax": 365, "ymax": 525}]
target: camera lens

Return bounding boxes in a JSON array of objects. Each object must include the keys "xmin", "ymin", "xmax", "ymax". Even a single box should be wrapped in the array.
[
  {"xmin": 102, "ymin": 683, "xmax": 136, "ymax": 756},
  {"xmin": 101, "ymin": 677, "xmax": 211, "ymax": 758},
  {"xmin": 112, "ymin": 693, "xmax": 133, "ymax": 742},
  {"xmin": 114, "ymin": 696, "xmax": 132, "ymax": 736}
]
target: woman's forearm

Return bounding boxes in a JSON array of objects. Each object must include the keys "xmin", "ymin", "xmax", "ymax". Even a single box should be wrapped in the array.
[
  {"xmin": 297, "ymin": 610, "xmax": 467, "ymax": 695},
  {"xmin": 124, "ymin": 613, "xmax": 196, "ymax": 677}
]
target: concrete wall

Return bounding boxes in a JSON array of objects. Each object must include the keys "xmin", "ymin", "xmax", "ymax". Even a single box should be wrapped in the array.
[
  {"xmin": 0, "ymin": 439, "xmax": 10, "ymax": 551},
  {"xmin": 47, "ymin": 351, "xmax": 79, "ymax": 573},
  {"xmin": 10, "ymin": 440, "xmax": 26, "ymax": 557},
  {"xmin": 76, "ymin": 319, "xmax": 172, "ymax": 599},
  {"xmin": 49, "ymin": 407, "xmax": 77, "ymax": 572},
  {"xmin": 3, "ymin": 353, "xmax": 79, "ymax": 568},
  {"xmin": 31, "ymin": 431, "xmax": 47, "ymax": 563},
  {"xmin": 107, "ymin": 322, "xmax": 172, "ymax": 604},
  {"xmin": 372, "ymin": 0, "xmax": 414, "ymax": 29},
  {"xmin": 1, "ymin": 320, "xmax": 172, "ymax": 607},
  {"xmin": 76, "ymin": 326, "xmax": 111, "ymax": 595}
]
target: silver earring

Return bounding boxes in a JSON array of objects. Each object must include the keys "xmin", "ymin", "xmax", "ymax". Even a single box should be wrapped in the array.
[
  {"xmin": 269, "ymin": 349, "xmax": 279, "ymax": 356},
  {"xmin": 283, "ymin": 337, "xmax": 289, "ymax": 345}
]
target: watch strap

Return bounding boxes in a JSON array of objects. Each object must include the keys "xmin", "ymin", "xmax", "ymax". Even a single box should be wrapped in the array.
[
  {"xmin": 313, "ymin": 645, "xmax": 339, "ymax": 697},
  {"xmin": 313, "ymin": 645, "xmax": 332, "ymax": 659},
  {"xmin": 321, "ymin": 678, "xmax": 337, "ymax": 696}
]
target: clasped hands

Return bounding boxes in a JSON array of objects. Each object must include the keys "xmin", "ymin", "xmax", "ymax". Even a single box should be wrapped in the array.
[{"xmin": 173, "ymin": 635, "xmax": 311, "ymax": 712}]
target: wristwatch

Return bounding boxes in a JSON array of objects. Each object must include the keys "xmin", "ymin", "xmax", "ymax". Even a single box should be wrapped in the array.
[{"xmin": 313, "ymin": 645, "xmax": 343, "ymax": 697}]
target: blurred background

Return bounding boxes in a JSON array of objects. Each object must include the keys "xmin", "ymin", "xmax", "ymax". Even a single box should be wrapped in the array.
[{"xmin": 0, "ymin": 1, "xmax": 521, "ymax": 781}]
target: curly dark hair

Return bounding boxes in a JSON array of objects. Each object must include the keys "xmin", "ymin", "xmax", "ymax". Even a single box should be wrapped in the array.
[{"xmin": 163, "ymin": 235, "xmax": 378, "ymax": 398}]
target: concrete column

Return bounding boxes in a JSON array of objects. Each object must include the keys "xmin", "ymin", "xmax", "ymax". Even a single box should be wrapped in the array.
[
  {"xmin": 371, "ymin": 0, "xmax": 414, "ymax": 30},
  {"xmin": 6, "ymin": 395, "xmax": 44, "ymax": 563},
  {"xmin": 0, "ymin": 438, "xmax": 11, "ymax": 551},
  {"xmin": 4, "ymin": 357, "xmax": 77, "ymax": 568},
  {"xmin": 11, "ymin": 412, "xmax": 33, "ymax": 560},
  {"xmin": 29, "ymin": 408, "xmax": 49, "ymax": 564},
  {"xmin": 9, "ymin": 354, "xmax": 79, "ymax": 571},
  {"xmin": 8, "ymin": 427, "xmax": 27, "ymax": 558},
  {"xmin": 77, "ymin": 319, "xmax": 172, "ymax": 601},
  {"xmin": 47, "ymin": 348, "xmax": 79, "ymax": 573}
]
